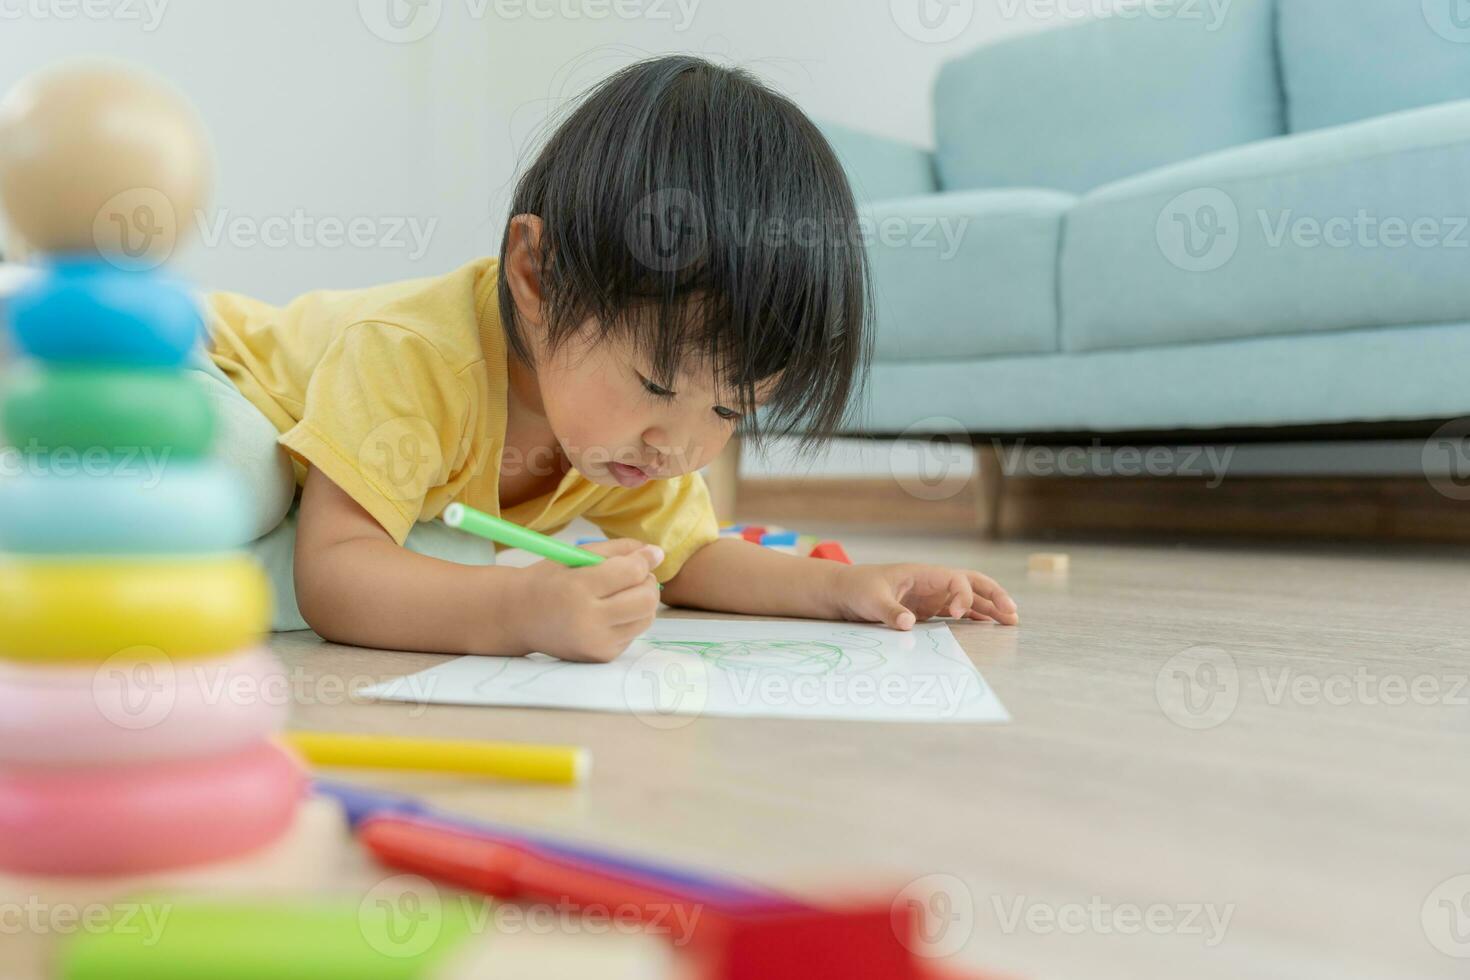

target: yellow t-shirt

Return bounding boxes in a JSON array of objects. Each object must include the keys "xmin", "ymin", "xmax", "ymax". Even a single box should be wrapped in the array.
[{"xmin": 203, "ymin": 257, "xmax": 719, "ymax": 583}]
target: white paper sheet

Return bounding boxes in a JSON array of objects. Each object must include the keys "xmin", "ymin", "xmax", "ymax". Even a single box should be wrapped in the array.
[{"xmin": 363, "ymin": 619, "xmax": 1009, "ymax": 724}]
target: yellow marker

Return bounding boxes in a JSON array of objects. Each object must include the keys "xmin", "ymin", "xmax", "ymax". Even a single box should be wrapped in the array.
[{"xmin": 283, "ymin": 732, "xmax": 590, "ymax": 785}]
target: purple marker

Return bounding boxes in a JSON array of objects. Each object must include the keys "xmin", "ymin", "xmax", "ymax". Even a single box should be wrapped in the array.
[{"xmin": 314, "ymin": 779, "xmax": 782, "ymax": 905}]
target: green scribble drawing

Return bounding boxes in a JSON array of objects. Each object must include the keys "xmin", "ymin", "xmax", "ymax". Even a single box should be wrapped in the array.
[
  {"xmin": 494, "ymin": 658, "xmax": 576, "ymax": 694},
  {"xmin": 923, "ymin": 626, "xmax": 968, "ymax": 667},
  {"xmin": 646, "ymin": 631, "xmax": 887, "ymax": 676}
]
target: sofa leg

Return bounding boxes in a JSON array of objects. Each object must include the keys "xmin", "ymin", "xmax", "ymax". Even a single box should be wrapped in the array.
[
  {"xmin": 705, "ymin": 436, "xmax": 741, "ymax": 523},
  {"xmin": 975, "ymin": 441, "xmax": 1007, "ymax": 539}
]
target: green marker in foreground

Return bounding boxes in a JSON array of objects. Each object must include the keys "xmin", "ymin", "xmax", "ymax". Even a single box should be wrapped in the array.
[{"xmin": 442, "ymin": 502, "xmax": 661, "ymax": 588}]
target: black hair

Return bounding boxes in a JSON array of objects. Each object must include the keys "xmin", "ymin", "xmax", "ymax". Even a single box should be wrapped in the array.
[{"xmin": 497, "ymin": 55, "xmax": 870, "ymax": 448}]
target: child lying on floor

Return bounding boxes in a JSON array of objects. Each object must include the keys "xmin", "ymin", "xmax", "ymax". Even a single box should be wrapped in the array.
[{"xmin": 204, "ymin": 56, "xmax": 1018, "ymax": 661}]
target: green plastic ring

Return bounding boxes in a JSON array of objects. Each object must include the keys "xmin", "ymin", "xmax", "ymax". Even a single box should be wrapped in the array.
[{"xmin": 1, "ymin": 364, "xmax": 215, "ymax": 459}]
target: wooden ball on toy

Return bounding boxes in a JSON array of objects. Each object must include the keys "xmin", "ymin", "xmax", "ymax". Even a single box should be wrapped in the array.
[{"xmin": 0, "ymin": 62, "xmax": 209, "ymax": 267}]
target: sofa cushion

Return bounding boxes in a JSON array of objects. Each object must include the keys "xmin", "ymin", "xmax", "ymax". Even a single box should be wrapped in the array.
[
  {"xmin": 934, "ymin": 2, "xmax": 1282, "ymax": 194},
  {"xmin": 858, "ymin": 321, "xmax": 1470, "ymax": 435},
  {"xmin": 1279, "ymin": 0, "xmax": 1470, "ymax": 132},
  {"xmin": 1060, "ymin": 99, "xmax": 1470, "ymax": 353},
  {"xmin": 867, "ymin": 189, "xmax": 1074, "ymax": 361}
]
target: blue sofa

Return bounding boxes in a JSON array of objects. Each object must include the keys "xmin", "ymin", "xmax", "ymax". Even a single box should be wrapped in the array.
[{"xmin": 826, "ymin": 0, "xmax": 1470, "ymax": 437}]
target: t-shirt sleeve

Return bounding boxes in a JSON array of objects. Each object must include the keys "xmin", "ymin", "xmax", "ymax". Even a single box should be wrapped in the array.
[
  {"xmin": 583, "ymin": 471, "xmax": 721, "ymax": 584},
  {"xmin": 278, "ymin": 320, "xmax": 472, "ymax": 545}
]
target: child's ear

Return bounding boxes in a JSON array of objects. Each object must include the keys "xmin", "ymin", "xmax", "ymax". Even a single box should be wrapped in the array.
[{"xmin": 503, "ymin": 213, "xmax": 546, "ymax": 327}]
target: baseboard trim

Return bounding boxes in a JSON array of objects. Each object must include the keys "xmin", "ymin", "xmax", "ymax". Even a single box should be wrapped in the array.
[{"xmin": 736, "ymin": 476, "xmax": 1470, "ymax": 544}]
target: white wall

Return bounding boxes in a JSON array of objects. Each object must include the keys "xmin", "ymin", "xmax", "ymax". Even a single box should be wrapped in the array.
[{"xmin": 0, "ymin": 0, "xmax": 1057, "ymax": 300}]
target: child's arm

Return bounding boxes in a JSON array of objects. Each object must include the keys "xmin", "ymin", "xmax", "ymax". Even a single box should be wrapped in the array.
[
  {"xmin": 660, "ymin": 538, "xmax": 1019, "ymax": 628},
  {"xmin": 292, "ymin": 468, "xmax": 663, "ymax": 661}
]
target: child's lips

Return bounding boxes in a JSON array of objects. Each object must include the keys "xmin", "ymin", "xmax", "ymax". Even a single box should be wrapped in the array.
[{"xmin": 607, "ymin": 461, "xmax": 650, "ymax": 487}]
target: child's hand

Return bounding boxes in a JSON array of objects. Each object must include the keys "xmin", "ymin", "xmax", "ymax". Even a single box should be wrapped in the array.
[
  {"xmin": 512, "ymin": 539, "xmax": 664, "ymax": 663},
  {"xmin": 831, "ymin": 563, "xmax": 1019, "ymax": 630}
]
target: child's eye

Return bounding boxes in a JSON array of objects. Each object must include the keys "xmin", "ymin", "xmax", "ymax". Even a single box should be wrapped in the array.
[
  {"xmin": 640, "ymin": 375, "xmax": 675, "ymax": 399},
  {"xmin": 713, "ymin": 405, "xmax": 741, "ymax": 421}
]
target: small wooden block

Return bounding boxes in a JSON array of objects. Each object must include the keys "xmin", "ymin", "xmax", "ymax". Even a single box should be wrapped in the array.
[
  {"xmin": 810, "ymin": 541, "xmax": 852, "ymax": 565},
  {"xmin": 1027, "ymin": 552, "xmax": 1070, "ymax": 573}
]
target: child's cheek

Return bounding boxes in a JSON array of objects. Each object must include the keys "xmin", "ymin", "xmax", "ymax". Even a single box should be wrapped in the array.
[{"xmin": 558, "ymin": 370, "xmax": 639, "ymax": 450}]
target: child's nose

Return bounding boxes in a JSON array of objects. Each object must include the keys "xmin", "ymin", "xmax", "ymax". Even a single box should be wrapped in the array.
[{"xmin": 641, "ymin": 427, "xmax": 683, "ymax": 470}]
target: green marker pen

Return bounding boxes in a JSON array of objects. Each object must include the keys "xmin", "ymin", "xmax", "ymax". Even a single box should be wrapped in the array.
[
  {"xmin": 58, "ymin": 895, "xmax": 672, "ymax": 979},
  {"xmin": 441, "ymin": 503, "xmax": 662, "ymax": 588}
]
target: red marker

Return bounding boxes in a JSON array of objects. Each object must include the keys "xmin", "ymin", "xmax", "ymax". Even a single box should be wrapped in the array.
[
  {"xmin": 359, "ymin": 816, "xmax": 794, "ymax": 927},
  {"xmin": 358, "ymin": 817, "xmax": 992, "ymax": 980}
]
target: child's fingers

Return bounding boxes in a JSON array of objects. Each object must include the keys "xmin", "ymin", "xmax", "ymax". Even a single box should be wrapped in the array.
[
  {"xmin": 964, "ymin": 570, "xmax": 1023, "ymax": 625},
  {"xmin": 601, "ymin": 575, "xmax": 662, "ymax": 626},
  {"xmin": 945, "ymin": 572, "xmax": 975, "ymax": 619},
  {"xmin": 585, "ymin": 546, "xmax": 663, "ymax": 597},
  {"xmin": 579, "ymin": 538, "xmax": 653, "ymax": 560},
  {"xmin": 964, "ymin": 595, "xmax": 1009, "ymax": 622},
  {"xmin": 965, "ymin": 570, "xmax": 1018, "ymax": 620},
  {"xmin": 878, "ymin": 597, "xmax": 916, "ymax": 631},
  {"xmin": 570, "ymin": 618, "xmax": 654, "ymax": 663},
  {"xmin": 607, "ymin": 617, "xmax": 654, "ymax": 649}
]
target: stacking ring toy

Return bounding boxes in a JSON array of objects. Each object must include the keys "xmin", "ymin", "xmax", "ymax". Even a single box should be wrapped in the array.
[
  {"xmin": 0, "ymin": 648, "xmax": 288, "ymax": 767},
  {"xmin": 0, "ymin": 462, "xmax": 250, "ymax": 554},
  {"xmin": 1, "ymin": 363, "xmax": 214, "ymax": 458},
  {"xmin": 0, "ymin": 556, "xmax": 270, "ymax": 663},
  {"xmin": 0, "ymin": 741, "xmax": 304, "ymax": 875},
  {"xmin": 6, "ymin": 259, "xmax": 202, "ymax": 366}
]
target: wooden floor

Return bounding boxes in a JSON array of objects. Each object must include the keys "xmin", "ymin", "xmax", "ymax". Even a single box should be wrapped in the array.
[{"xmin": 270, "ymin": 529, "xmax": 1470, "ymax": 980}]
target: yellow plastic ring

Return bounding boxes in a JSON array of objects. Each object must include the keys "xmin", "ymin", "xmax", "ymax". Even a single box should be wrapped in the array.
[{"xmin": 0, "ymin": 556, "xmax": 270, "ymax": 663}]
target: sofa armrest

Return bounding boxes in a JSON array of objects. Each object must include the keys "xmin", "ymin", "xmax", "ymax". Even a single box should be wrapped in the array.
[
  {"xmin": 819, "ymin": 122, "xmax": 937, "ymax": 207},
  {"xmin": 866, "ymin": 188, "xmax": 1073, "ymax": 363}
]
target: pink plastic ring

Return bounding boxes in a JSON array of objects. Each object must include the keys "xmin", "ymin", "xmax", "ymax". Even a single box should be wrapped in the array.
[
  {"xmin": 0, "ymin": 648, "xmax": 289, "ymax": 767},
  {"xmin": 0, "ymin": 741, "xmax": 305, "ymax": 876}
]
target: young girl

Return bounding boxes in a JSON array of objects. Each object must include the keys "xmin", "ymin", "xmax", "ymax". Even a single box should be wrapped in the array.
[{"xmin": 204, "ymin": 56, "xmax": 1018, "ymax": 662}]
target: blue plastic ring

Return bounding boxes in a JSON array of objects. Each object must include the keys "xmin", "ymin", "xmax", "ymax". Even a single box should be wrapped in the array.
[
  {"xmin": 4, "ymin": 259, "xmax": 203, "ymax": 367},
  {"xmin": 0, "ymin": 461, "xmax": 251, "ymax": 554}
]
